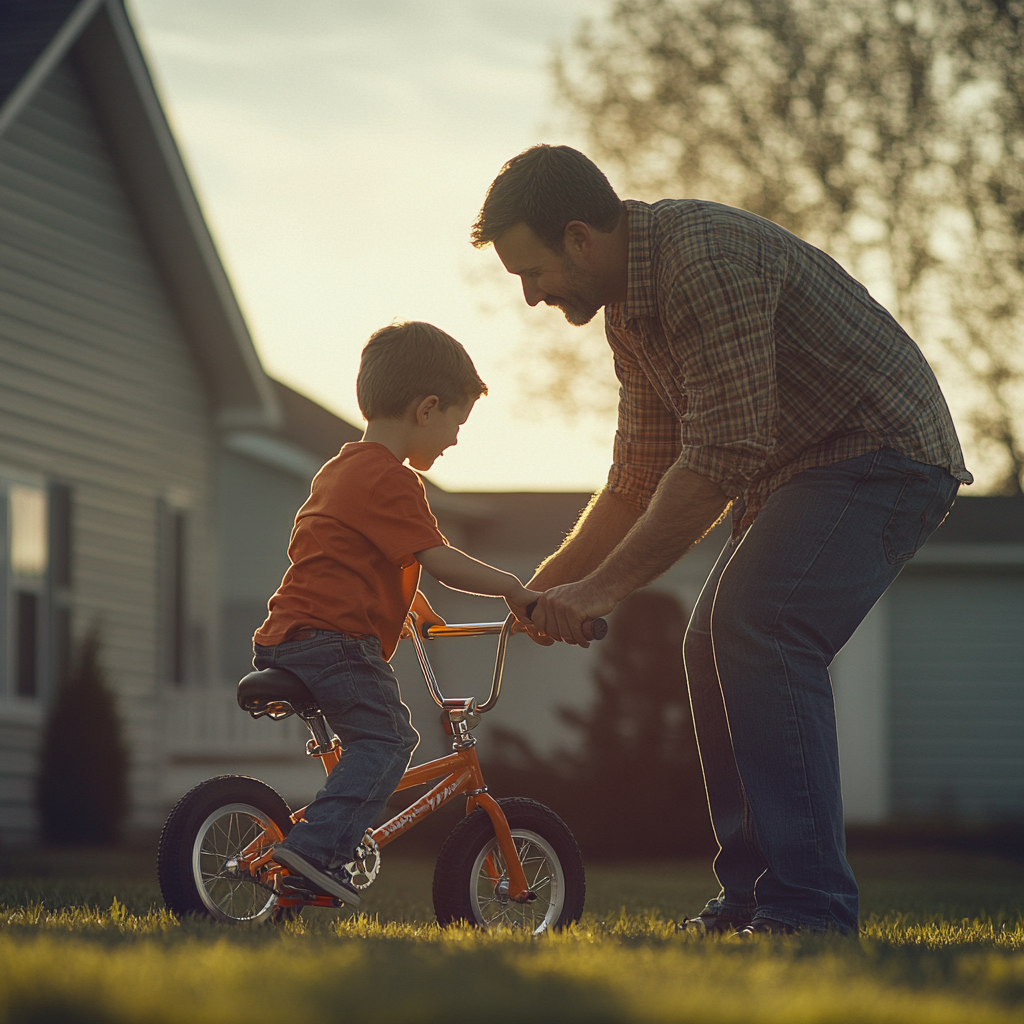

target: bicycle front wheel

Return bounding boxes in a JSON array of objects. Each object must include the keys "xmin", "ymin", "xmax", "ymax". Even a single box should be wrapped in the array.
[
  {"xmin": 432, "ymin": 797, "xmax": 585, "ymax": 933},
  {"xmin": 157, "ymin": 776, "xmax": 292, "ymax": 923}
]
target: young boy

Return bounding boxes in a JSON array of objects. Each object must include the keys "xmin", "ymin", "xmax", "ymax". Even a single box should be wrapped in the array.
[{"xmin": 253, "ymin": 321, "xmax": 538, "ymax": 904}]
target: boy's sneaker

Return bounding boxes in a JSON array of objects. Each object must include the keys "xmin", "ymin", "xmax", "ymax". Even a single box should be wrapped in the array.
[
  {"xmin": 679, "ymin": 910, "xmax": 751, "ymax": 935},
  {"xmin": 273, "ymin": 845, "xmax": 362, "ymax": 906},
  {"xmin": 731, "ymin": 917, "xmax": 799, "ymax": 939}
]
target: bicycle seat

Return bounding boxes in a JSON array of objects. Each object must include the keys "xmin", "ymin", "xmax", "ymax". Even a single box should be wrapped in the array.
[{"xmin": 237, "ymin": 667, "xmax": 320, "ymax": 719}]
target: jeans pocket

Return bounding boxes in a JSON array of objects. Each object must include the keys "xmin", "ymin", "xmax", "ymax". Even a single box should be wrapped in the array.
[{"xmin": 883, "ymin": 465, "xmax": 957, "ymax": 565}]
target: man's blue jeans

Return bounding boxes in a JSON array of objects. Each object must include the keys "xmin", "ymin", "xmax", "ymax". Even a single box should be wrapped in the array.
[
  {"xmin": 683, "ymin": 449, "xmax": 959, "ymax": 932},
  {"xmin": 253, "ymin": 632, "xmax": 419, "ymax": 868}
]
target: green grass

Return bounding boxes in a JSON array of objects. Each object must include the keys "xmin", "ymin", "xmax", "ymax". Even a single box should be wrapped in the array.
[{"xmin": 1, "ymin": 848, "xmax": 1021, "ymax": 1023}]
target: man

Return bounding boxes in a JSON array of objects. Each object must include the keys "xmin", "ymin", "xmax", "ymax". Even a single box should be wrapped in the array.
[{"xmin": 472, "ymin": 144, "xmax": 970, "ymax": 936}]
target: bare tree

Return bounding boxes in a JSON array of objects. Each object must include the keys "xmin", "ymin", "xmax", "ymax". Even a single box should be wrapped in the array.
[
  {"xmin": 547, "ymin": 0, "xmax": 1024, "ymax": 492},
  {"xmin": 941, "ymin": 0, "xmax": 1024, "ymax": 491}
]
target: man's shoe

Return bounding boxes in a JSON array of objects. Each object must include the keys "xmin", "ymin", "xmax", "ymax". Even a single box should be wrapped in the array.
[
  {"xmin": 679, "ymin": 911, "xmax": 752, "ymax": 935},
  {"xmin": 273, "ymin": 846, "xmax": 362, "ymax": 906},
  {"xmin": 732, "ymin": 917, "xmax": 799, "ymax": 939}
]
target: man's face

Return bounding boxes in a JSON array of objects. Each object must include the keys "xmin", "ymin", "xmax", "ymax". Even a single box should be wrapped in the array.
[{"xmin": 493, "ymin": 223, "xmax": 603, "ymax": 326}]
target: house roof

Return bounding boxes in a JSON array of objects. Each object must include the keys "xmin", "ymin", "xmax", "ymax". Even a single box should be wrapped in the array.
[
  {"xmin": 271, "ymin": 380, "xmax": 362, "ymax": 462},
  {"xmin": 930, "ymin": 495, "xmax": 1024, "ymax": 544},
  {"xmin": 0, "ymin": 0, "xmax": 81, "ymax": 110},
  {"xmin": 0, "ymin": 0, "xmax": 280, "ymax": 430},
  {"xmin": 461, "ymin": 492, "xmax": 593, "ymax": 553}
]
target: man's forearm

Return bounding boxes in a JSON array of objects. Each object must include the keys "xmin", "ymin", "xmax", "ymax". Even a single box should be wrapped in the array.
[
  {"xmin": 591, "ymin": 465, "xmax": 729, "ymax": 601},
  {"xmin": 530, "ymin": 464, "xmax": 729, "ymax": 646},
  {"xmin": 529, "ymin": 488, "xmax": 642, "ymax": 590}
]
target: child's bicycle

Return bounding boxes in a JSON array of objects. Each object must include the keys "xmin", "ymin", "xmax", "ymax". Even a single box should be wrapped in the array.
[{"xmin": 157, "ymin": 610, "xmax": 606, "ymax": 934}]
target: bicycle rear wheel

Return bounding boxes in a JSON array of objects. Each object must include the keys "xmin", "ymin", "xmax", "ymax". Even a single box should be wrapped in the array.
[
  {"xmin": 157, "ymin": 776, "xmax": 292, "ymax": 923},
  {"xmin": 432, "ymin": 797, "xmax": 585, "ymax": 933}
]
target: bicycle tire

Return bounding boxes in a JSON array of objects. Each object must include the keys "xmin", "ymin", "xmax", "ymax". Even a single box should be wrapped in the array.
[
  {"xmin": 157, "ymin": 775, "xmax": 293, "ymax": 923},
  {"xmin": 432, "ymin": 797, "xmax": 585, "ymax": 933}
]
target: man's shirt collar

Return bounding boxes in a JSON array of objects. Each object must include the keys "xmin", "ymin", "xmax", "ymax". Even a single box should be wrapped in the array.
[{"xmin": 608, "ymin": 199, "xmax": 657, "ymax": 326}]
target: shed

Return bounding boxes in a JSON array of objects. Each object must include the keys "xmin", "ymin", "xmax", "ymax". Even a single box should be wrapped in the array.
[{"xmin": 832, "ymin": 495, "xmax": 1024, "ymax": 824}]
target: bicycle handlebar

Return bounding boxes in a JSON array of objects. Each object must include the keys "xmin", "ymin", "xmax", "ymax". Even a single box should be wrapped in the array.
[
  {"xmin": 421, "ymin": 621, "xmax": 507, "ymax": 638},
  {"xmin": 408, "ymin": 610, "xmax": 608, "ymax": 714},
  {"xmin": 523, "ymin": 601, "xmax": 607, "ymax": 642}
]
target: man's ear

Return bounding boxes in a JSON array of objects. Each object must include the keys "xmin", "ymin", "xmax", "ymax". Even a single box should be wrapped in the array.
[
  {"xmin": 414, "ymin": 395, "xmax": 440, "ymax": 425},
  {"xmin": 563, "ymin": 220, "xmax": 592, "ymax": 258}
]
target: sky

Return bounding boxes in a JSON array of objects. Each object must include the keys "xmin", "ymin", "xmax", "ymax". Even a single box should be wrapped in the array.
[{"xmin": 126, "ymin": 0, "xmax": 618, "ymax": 493}]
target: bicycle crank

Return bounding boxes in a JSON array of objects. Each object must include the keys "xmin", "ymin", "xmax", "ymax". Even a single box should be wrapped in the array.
[{"xmin": 343, "ymin": 830, "xmax": 381, "ymax": 890}]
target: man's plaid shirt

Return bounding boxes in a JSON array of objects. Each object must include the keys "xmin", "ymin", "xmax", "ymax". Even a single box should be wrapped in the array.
[{"xmin": 604, "ymin": 200, "xmax": 972, "ymax": 533}]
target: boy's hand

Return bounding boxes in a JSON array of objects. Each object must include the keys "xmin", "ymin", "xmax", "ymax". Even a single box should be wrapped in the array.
[
  {"xmin": 410, "ymin": 589, "xmax": 446, "ymax": 637},
  {"xmin": 505, "ymin": 587, "xmax": 556, "ymax": 645},
  {"xmin": 505, "ymin": 586, "xmax": 542, "ymax": 625}
]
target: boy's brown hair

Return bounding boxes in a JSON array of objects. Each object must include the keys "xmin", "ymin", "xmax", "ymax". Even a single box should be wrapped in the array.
[{"xmin": 356, "ymin": 321, "xmax": 487, "ymax": 420}]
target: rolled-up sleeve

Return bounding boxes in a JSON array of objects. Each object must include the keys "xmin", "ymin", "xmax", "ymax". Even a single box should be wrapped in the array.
[
  {"xmin": 605, "ymin": 324, "xmax": 681, "ymax": 509},
  {"xmin": 664, "ymin": 255, "xmax": 780, "ymax": 497}
]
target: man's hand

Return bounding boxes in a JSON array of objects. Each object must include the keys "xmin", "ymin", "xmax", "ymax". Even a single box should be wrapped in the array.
[
  {"xmin": 530, "ymin": 579, "xmax": 617, "ymax": 648},
  {"xmin": 520, "ymin": 615, "xmax": 557, "ymax": 646},
  {"xmin": 527, "ymin": 465, "xmax": 729, "ymax": 648},
  {"xmin": 520, "ymin": 489, "xmax": 641, "ymax": 647}
]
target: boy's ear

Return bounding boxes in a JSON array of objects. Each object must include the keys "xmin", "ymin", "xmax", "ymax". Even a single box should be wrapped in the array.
[{"xmin": 413, "ymin": 395, "xmax": 440, "ymax": 425}]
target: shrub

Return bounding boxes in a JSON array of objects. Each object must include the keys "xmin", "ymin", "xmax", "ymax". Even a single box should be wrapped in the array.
[{"xmin": 36, "ymin": 628, "xmax": 129, "ymax": 845}]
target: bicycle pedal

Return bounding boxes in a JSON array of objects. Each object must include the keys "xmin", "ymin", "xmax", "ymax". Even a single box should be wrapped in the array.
[{"xmin": 279, "ymin": 880, "xmax": 317, "ymax": 899}]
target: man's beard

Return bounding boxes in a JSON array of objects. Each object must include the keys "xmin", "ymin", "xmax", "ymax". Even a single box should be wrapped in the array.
[{"xmin": 545, "ymin": 257, "xmax": 602, "ymax": 326}]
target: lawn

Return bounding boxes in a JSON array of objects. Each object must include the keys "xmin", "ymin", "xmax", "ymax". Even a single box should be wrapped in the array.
[{"xmin": 0, "ymin": 846, "xmax": 1021, "ymax": 1024}]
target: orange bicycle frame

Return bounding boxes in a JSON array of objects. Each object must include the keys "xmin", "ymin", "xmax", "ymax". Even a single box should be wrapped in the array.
[{"xmin": 247, "ymin": 612, "xmax": 534, "ymax": 903}]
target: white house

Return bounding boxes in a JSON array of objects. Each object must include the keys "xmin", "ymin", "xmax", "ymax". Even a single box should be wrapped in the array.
[
  {"xmin": 2, "ymin": 0, "xmax": 1020, "ymax": 846},
  {"xmin": 0, "ymin": 0, "xmax": 288, "ymax": 840}
]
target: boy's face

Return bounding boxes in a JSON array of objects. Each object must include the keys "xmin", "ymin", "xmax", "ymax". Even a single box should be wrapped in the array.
[{"xmin": 408, "ymin": 396, "xmax": 477, "ymax": 471}]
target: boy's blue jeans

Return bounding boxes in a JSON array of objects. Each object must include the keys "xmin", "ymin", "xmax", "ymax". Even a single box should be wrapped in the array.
[
  {"xmin": 683, "ymin": 448, "xmax": 959, "ymax": 933},
  {"xmin": 253, "ymin": 632, "xmax": 419, "ymax": 868}
]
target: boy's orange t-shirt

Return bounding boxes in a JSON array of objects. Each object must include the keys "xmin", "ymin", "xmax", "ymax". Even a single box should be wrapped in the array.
[{"xmin": 254, "ymin": 442, "xmax": 447, "ymax": 660}]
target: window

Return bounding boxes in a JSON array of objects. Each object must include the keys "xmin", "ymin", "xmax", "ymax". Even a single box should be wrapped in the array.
[
  {"xmin": 50, "ymin": 483, "xmax": 72, "ymax": 588},
  {"xmin": 10, "ymin": 485, "xmax": 47, "ymax": 576},
  {"xmin": 169, "ymin": 509, "xmax": 186, "ymax": 684},
  {"xmin": 158, "ymin": 499, "xmax": 188, "ymax": 686},
  {"xmin": 50, "ymin": 483, "xmax": 73, "ymax": 689},
  {"xmin": 1, "ymin": 474, "xmax": 73, "ymax": 703},
  {"xmin": 16, "ymin": 591, "xmax": 39, "ymax": 697},
  {"xmin": 3, "ymin": 477, "xmax": 49, "ymax": 700}
]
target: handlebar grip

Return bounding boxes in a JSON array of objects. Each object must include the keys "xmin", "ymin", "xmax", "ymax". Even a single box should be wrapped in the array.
[{"xmin": 524, "ymin": 602, "xmax": 608, "ymax": 641}]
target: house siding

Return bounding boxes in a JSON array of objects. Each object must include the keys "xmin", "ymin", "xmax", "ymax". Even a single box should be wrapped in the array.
[
  {"xmin": 216, "ymin": 449, "xmax": 308, "ymax": 683},
  {"xmin": 0, "ymin": 58, "xmax": 214, "ymax": 839},
  {"xmin": 889, "ymin": 568, "xmax": 1024, "ymax": 821}
]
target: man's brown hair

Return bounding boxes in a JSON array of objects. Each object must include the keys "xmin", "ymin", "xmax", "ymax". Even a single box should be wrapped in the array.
[
  {"xmin": 471, "ymin": 144, "xmax": 623, "ymax": 252},
  {"xmin": 356, "ymin": 321, "xmax": 487, "ymax": 420}
]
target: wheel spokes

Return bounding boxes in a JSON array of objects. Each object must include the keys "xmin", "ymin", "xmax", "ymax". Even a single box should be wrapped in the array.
[
  {"xmin": 472, "ymin": 833, "xmax": 560, "ymax": 933},
  {"xmin": 195, "ymin": 807, "xmax": 277, "ymax": 921}
]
